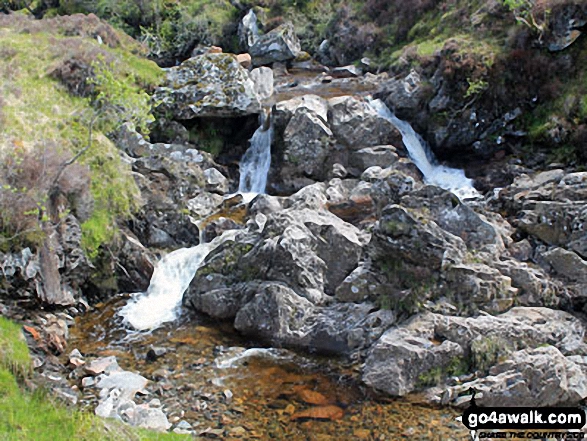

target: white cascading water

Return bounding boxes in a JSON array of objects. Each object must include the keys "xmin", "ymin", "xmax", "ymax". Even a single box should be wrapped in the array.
[
  {"xmin": 120, "ymin": 230, "xmax": 238, "ymax": 331},
  {"xmin": 238, "ymin": 111, "xmax": 273, "ymax": 195},
  {"xmin": 369, "ymin": 98, "xmax": 479, "ymax": 199}
]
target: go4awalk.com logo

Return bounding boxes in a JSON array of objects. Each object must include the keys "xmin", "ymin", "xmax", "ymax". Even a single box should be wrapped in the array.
[{"xmin": 456, "ymin": 390, "xmax": 587, "ymax": 440}]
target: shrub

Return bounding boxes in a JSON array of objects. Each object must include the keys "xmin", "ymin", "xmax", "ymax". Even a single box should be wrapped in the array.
[{"xmin": 0, "ymin": 143, "xmax": 91, "ymax": 252}]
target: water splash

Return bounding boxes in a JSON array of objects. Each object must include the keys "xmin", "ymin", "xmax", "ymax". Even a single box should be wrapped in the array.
[
  {"xmin": 238, "ymin": 111, "xmax": 273, "ymax": 194},
  {"xmin": 369, "ymin": 98, "xmax": 479, "ymax": 199},
  {"xmin": 119, "ymin": 230, "xmax": 238, "ymax": 331}
]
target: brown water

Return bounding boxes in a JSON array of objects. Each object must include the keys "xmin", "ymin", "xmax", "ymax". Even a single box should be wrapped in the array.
[
  {"xmin": 68, "ymin": 296, "xmax": 469, "ymax": 440},
  {"xmin": 270, "ymin": 70, "xmax": 379, "ymax": 104}
]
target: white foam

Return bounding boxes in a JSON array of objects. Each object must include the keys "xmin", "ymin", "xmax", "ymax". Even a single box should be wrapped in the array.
[
  {"xmin": 119, "ymin": 230, "xmax": 238, "ymax": 331},
  {"xmin": 369, "ymin": 98, "xmax": 479, "ymax": 200},
  {"xmin": 238, "ymin": 115, "xmax": 273, "ymax": 194}
]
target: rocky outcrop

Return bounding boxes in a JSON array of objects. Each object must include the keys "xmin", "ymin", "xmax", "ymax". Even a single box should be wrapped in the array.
[
  {"xmin": 328, "ymin": 96, "xmax": 400, "ymax": 149},
  {"xmin": 443, "ymin": 346, "xmax": 587, "ymax": 407},
  {"xmin": 0, "ymin": 215, "xmax": 91, "ymax": 306},
  {"xmin": 272, "ymin": 94, "xmax": 403, "ymax": 192},
  {"xmin": 363, "ymin": 307, "xmax": 587, "ymax": 400},
  {"xmin": 153, "ymin": 53, "xmax": 261, "ymax": 119},
  {"xmin": 249, "ymin": 22, "xmax": 301, "ymax": 66}
]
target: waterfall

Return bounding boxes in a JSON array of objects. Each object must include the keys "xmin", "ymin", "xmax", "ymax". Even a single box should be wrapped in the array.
[
  {"xmin": 119, "ymin": 230, "xmax": 238, "ymax": 331},
  {"xmin": 369, "ymin": 99, "xmax": 479, "ymax": 199},
  {"xmin": 238, "ymin": 110, "xmax": 273, "ymax": 195}
]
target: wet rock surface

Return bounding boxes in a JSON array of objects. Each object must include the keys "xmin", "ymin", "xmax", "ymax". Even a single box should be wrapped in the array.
[{"xmin": 60, "ymin": 298, "xmax": 469, "ymax": 440}]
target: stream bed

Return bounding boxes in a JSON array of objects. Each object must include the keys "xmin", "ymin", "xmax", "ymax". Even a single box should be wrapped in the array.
[{"xmin": 67, "ymin": 296, "xmax": 469, "ymax": 440}]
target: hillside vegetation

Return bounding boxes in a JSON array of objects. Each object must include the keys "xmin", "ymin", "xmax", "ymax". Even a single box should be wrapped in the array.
[{"xmin": 0, "ymin": 13, "xmax": 164, "ymax": 255}]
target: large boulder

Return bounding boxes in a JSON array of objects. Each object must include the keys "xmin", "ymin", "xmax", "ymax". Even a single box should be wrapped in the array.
[
  {"xmin": 153, "ymin": 53, "xmax": 261, "ymax": 119},
  {"xmin": 444, "ymin": 346, "xmax": 587, "ymax": 407},
  {"xmin": 250, "ymin": 22, "xmax": 301, "ymax": 66},
  {"xmin": 328, "ymin": 96, "xmax": 400, "ymax": 149},
  {"xmin": 362, "ymin": 314, "xmax": 464, "ymax": 396},
  {"xmin": 233, "ymin": 282, "xmax": 394, "ymax": 354},
  {"xmin": 280, "ymin": 107, "xmax": 333, "ymax": 182},
  {"xmin": 362, "ymin": 307, "xmax": 587, "ymax": 398},
  {"xmin": 186, "ymin": 204, "xmax": 367, "ymax": 308}
]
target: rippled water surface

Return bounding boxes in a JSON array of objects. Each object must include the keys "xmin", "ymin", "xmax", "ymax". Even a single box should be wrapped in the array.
[{"xmin": 68, "ymin": 297, "xmax": 469, "ymax": 440}]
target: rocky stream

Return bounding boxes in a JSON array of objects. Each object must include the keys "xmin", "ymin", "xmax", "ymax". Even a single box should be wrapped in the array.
[{"xmin": 2, "ymin": 5, "xmax": 587, "ymax": 440}]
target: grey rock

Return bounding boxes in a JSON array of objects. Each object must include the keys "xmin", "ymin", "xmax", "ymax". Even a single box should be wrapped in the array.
[
  {"xmin": 364, "ymin": 307, "xmax": 587, "ymax": 398},
  {"xmin": 239, "ymin": 9, "xmax": 259, "ymax": 50},
  {"xmin": 281, "ymin": 106, "xmax": 333, "ymax": 183},
  {"xmin": 250, "ymin": 22, "xmax": 301, "ymax": 66},
  {"xmin": 96, "ymin": 371, "xmax": 149, "ymax": 400},
  {"xmin": 203, "ymin": 168, "xmax": 229, "ymax": 194},
  {"xmin": 273, "ymin": 95, "xmax": 329, "ymax": 132},
  {"xmin": 350, "ymin": 146, "xmax": 399, "ymax": 172},
  {"xmin": 234, "ymin": 282, "xmax": 394, "ymax": 353},
  {"xmin": 187, "ymin": 203, "xmax": 368, "ymax": 328},
  {"xmin": 331, "ymin": 65, "xmax": 362, "ymax": 78},
  {"xmin": 378, "ymin": 70, "xmax": 427, "ymax": 120},
  {"xmin": 131, "ymin": 405, "xmax": 172, "ymax": 432},
  {"xmin": 249, "ymin": 67, "xmax": 274, "ymax": 101},
  {"xmin": 328, "ymin": 96, "xmax": 399, "ymax": 149},
  {"xmin": 362, "ymin": 314, "xmax": 464, "ymax": 396},
  {"xmin": 85, "ymin": 356, "xmax": 120, "ymax": 376},
  {"xmin": 543, "ymin": 247, "xmax": 587, "ymax": 282},
  {"xmin": 187, "ymin": 191, "xmax": 224, "ymax": 219},
  {"xmin": 153, "ymin": 54, "xmax": 261, "ymax": 119},
  {"xmin": 445, "ymin": 346, "xmax": 587, "ymax": 407}
]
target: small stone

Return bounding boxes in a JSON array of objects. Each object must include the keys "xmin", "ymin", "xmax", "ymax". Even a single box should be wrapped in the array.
[
  {"xmin": 85, "ymin": 356, "xmax": 119, "ymax": 376},
  {"xmin": 81, "ymin": 377, "xmax": 96, "ymax": 388},
  {"xmin": 223, "ymin": 389, "xmax": 233, "ymax": 403},
  {"xmin": 146, "ymin": 347, "xmax": 168, "ymax": 363},
  {"xmin": 148, "ymin": 398, "xmax": 162, "ymax": 408},
  {"xmin": 321, "ymin": 75, "xmax": 333, "ymax": 83},
  {"xmin": 236, "ymin": 53, "xmax": 252, "ymax": 69}
]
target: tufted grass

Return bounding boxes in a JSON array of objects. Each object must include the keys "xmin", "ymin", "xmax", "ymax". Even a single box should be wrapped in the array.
[{"xmin": 0, "ymin": 316, "xmax": 187, "ymax": 441}]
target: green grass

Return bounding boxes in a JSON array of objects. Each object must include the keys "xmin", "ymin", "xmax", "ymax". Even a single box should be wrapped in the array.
[
  {"xmin": 0, "ymin": 19, "xmax": 162, "ymax": 255},
  {"xmin": 0, "ymin": 317, "xmax": 188, "ymax": 441}
]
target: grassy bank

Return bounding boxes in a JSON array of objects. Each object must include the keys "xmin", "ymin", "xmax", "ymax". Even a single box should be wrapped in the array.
[{"xmin": 0, "ymin": 316, "xmax": 187, "ymax": 441}]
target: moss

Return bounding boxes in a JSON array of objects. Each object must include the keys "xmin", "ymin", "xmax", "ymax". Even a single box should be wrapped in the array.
[
  {"xmin": 470, "ymin": 336, "xmax": 512, "ymax": 373},
  {"xmin": 417, "ymin": 356, "xmax": 469, "ymax": 388}
]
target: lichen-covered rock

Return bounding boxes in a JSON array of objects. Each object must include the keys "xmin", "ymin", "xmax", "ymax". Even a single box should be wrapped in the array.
[
  {"xmin": 363, "ymin": 307, "xmax": 587, "ymax": 398},
  {"xmin": 443, "ymin": 346, "xmax": 587, "ymax": 407},
  {"xmin": 328, "ymin": 96, "xmax": 400, "ymax": 149},
  {"xmin": 362, "ymin": 314, "xmax": 464, "ymax": 396},
  {"xmin": 153, "ymin": 53, "xmax": 261, "ymax": 119},
  {"xmin": 250, "ymin": 22, "xmax": 301, "ymax": 66},
  {"xmin": 281, "ymin": 106, "xmax": 333, "ymax": 183}
]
